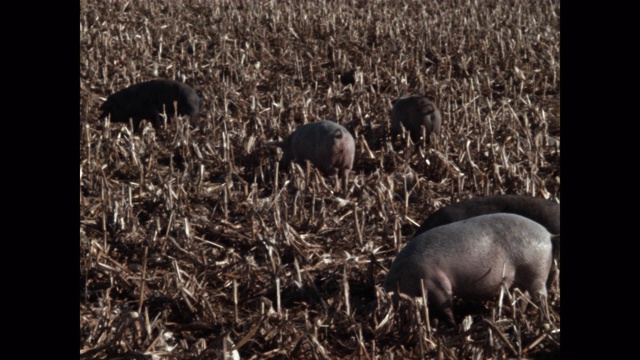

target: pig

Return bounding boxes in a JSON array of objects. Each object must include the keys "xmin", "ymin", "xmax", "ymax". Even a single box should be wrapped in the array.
[
  {"xmin": 271, "ymin": 120, "xmax": 355, "ymax": 178},
  {"xmin": 384, "ymin": 213, "xmax": 557, "ymax": 326},
  {"xmin": 390, "ymin": 95, "xmax": 442, "ymax": 144},
  {"xmin": 99, "ymin": 79, "xmax": 202, "ymax": 130},
  {"xmin": 415, "ymin": 194, "xmax": 560, "ymax": 237}
]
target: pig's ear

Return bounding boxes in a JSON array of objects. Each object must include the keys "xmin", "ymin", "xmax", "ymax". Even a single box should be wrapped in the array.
[
  {"xmin": 391, "ymin": 99, "xmax": 397, "ymax": 105},
  {"xmin": 99, "ymin": 98, "xmax": 111, "ymax": 111}
]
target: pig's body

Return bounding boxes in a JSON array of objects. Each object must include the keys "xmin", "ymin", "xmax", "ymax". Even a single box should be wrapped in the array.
[
  {"xmin": 272, "ymin": 121, "xmax": 355, "ymax": 178},
  {"xmin": 415, "ymin": 195, "xmax": 560, "ymax": 237},
  {"xmin": 384, "ymin": 213, "xmax": 555, "ymax": 325},
  {"xmin": 99, "ymin": 79, "xmax": 202, "ymax": 130},
  {"xmin": 391, "ymin": 95, "xmax": 442, "ymax": 144}
]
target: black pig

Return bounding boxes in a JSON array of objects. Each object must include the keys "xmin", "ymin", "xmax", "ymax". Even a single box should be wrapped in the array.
[
  {"xmin": 390, "ymin": 95, "xmax": 442, "ymax": 144},
  {"xmin": 415, "ymin": 194, "xmax": 560, "ymax": 237},
  {"xmin": 99, "ymin": 79, "xmax": 202, "ymax": 130}
]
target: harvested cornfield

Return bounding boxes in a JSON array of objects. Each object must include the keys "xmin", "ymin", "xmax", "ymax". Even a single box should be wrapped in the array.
[{"xmin": 80, "ymin": 1, "xmax": 560, "ymax": 359}]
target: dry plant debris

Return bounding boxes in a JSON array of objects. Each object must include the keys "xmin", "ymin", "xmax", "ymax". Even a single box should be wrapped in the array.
[{"xmin": 80, "ymin": 1, "xmax": 560, "ymax": 358}]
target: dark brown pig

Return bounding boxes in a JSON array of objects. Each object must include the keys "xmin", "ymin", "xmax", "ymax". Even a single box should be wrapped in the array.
[
  {"xmin": 271, "ymin": 120, "xmax": 355, "ymax": 178},
  {"xmin": 415, "ymin": 194, "xmax": 560, "ymax": 237},
  {"xmin": 390, "ymin": 95, "xmax": 442, "ymax": 144},
  {"xmin": 99, "ymin": 79, "xmax": 202, "ymax": 130},
  {"xmin": 384, "ymin": 213, "xmax": 557, "ymax": 326}
]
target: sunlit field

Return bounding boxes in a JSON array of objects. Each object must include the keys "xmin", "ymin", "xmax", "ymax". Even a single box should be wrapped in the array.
[{"xmin": 80, "ymin": 1, "xmax": 560, "ymax": 358}]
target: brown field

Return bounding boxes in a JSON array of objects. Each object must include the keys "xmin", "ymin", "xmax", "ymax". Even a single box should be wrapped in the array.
[{"xmin": 80, "ymin": 0, "xmax": 560, "ymax": 358}]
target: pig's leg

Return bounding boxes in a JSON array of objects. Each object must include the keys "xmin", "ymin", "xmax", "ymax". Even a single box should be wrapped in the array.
[
  {"xmin": 425, "ymin": 274, "xmax": 456, "ymax": 327},
  {"xmin": 153, "ymin": 111, "xmax": 165, "ymax": 129},
  {"xmin": 279, "ymin": 150, "xmax": 293, "ymax": 173},
  {"xmin": 529, "ymin": 279, "xmax": 550, "ymax": 323}
]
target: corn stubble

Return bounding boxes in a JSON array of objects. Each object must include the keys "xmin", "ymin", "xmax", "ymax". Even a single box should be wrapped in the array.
[{"xmin": 80, "ymin": 1, "xmax": 560, "ymax": 359}]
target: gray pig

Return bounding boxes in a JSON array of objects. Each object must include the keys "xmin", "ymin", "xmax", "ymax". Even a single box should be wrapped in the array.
[
  {"xmin": 390, "ymin": 95, "xmax": 442, "ymax": 144},
  {"xmin": 271, "ymin": 121, "xmax": 355, "ymax": 178},
  {"xmin": 99, "ymin": 79, "xmax": 202, "ymax": 130},
  {"xmin": 415, "ymin": 194, "xmax": 560, "ymax": 237},
  {"xmin": 384, "ymin": 213, "xmax": 557, "ymax": 325}
]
